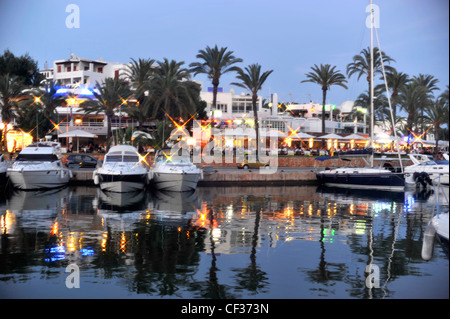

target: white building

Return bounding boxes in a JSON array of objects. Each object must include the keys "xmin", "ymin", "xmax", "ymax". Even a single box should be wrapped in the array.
[
  {"xmin": 41, "ymin": 53, "xmax": 127, "ymax": 88},
  {"xmin": 200, "ymin": 87, "xmax": 270, "ymax": 119},
  {"xmin": 199, "ymin": 87, "xmax": 368, "ymax": 136}
]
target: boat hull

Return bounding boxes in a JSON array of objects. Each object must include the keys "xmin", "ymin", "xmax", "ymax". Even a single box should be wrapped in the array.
[
  {"xmin": 98, "ymin": 173, "xmax": 148, "ymax": 193},
  {"xmin": 316, "ymin": 171, "xmax": 405, "ymax": 191},
  {"xmin": 0, "ymin": 171, "xmax": 7, "ymax": 185},
  {"xmin": 152, "ymin": 172, "xmax": 200, "ymax": 192},
  {"xmin": 7, "ymin": 169, "xmax": 70, "ymax": 190}
]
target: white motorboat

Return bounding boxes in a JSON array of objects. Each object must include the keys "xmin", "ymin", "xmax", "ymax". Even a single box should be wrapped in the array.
[
  {"xmin": 404, "ymin": 154, "xmax": 449, "ymax": 188},
  {"xmin": 93, "ymin": 145, "xmax": 152, "ymax": 193},
  {"xmin": 7, "ymin": 142, "xmax": 71, "ymax": 190},
  {"xmin": 152, "ymin": 149, "xmax": 203, "ymax": 192},
  {"xmin": 421, "ymin": 184, "xmax": 449, "ymax": 260}
]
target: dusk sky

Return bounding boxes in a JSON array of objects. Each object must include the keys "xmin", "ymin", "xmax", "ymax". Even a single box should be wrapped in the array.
[{"xmin": 1, "ymin": 0, "xmax": 448, "ymax": 106}]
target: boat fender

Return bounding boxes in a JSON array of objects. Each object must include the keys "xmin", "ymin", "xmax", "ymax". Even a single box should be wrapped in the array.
[
  {"xmin": 421, "ymin": 224, "xmax": 436, "ymax": 261},
  {"xmin": 415, "ymin": 172, "xmax": 432, "ymax": 187},
  {"xmin": 200, "ymin": 170, "xmax": 204, "ymax": 180},
  {"xmin": 93, "ymin": 173, "xmax": 99, "ymax": 185},
  {"xmin": 69, "ymin": 170, "xmax": 73, "ymax": 178}
]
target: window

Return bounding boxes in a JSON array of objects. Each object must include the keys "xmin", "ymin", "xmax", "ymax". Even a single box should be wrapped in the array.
[
  {"xmin": 16, "ymin": 154, "xmax": 58, "ymax": 162},
  {"xmin": 105, "ymin": 155, "xmax": 122, "ymax": 162},
  {"xmin": 84, "ymin": 66, "xmax": 89, "ymax": 71},
  {"xmin": 74, "ymin": 65, "xmax": 77, "ymax": 71},
  {"xmin": 98, "ymin": 67, "xmax": 103, "ymax": 73},
  {"xmin": 123, "ymin": 155, "xmax": 139, "ymax": 163},
  {"xmin": 67, "ymin": 66, "xmax": 71, "ymax": 72},
  {"xmin": 57, "ymin": 65, "xmax": 62, "ymax": 72},
  {"xmin": 216, "ymin": 104, "xmax": 227, "ymax": 112},
  {"xmin": 114, "ymin": 70, "xmax": 119, "ymax": 79}
]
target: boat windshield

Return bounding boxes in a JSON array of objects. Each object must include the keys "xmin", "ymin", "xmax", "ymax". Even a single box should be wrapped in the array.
[
  {"xmin": 419, "ymin": 160, "xmax": 449, "ymax": 166},
  {"xmin": 105, "ymin": 155, "xmax": 122, "ymax": 162},
  {"xmin": 16, "ymin": 154, "xmax": 58, "ymax": 162},
  {"xmin": 123, "ymin": 155, "xmax": 139, "ymax": 163},
  {"xmin": 170, "ymin": 156, "xmax": 191, "ymax": 164},
  {"xmin": 155, "ymin": 154, "xmax": 191, "ymax": 164},
  {"xmin": 105, "ymin": 155, "xmax": 139, "ymax": 163}
]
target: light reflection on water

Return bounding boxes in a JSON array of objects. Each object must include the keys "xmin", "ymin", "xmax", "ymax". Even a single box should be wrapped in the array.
[{"xmin": 0, "ymin": 185, "xmax": 448, "ymax": 299}]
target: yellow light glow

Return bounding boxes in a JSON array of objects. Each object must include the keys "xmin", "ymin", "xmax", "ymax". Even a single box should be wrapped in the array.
[
  {"xmin": 120, "ymin": 232, "xmax": 126, "ymax": 253},
  {"xmin": 51, "ymin": 221, "xmax": 59, "ymax": 236},
  {"xmin": 285, "ymin": 137, "xmax": 292, "ymax": 147},
  {"xmin": 74, "ymin": 118, "xmax": 83, "ymax": 125},
  {"xmin": 1, "ymin": 212, "xmax": 16, "ymax": 235},
  {"xmin": 6, "ymin": 130, "xmax": 33, "ymax": 152}
]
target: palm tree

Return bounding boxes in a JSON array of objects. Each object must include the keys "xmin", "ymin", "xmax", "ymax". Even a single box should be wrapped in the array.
[
  {"xmin": 301, "ymin": 64, "xmax": 348, "ymax": 135},
  {"xmin": 231, "ymin": 64, "xmax": 273, "ymax": 161},
  {"xmin": 124, "ymin": 57, "xmax": 155, "ymax": 104},
  {"xmin": 148, "ymin": 58, "xmax": 200, "ymax": 120},
  {"xmin": 0, "ymin": 73, "xmax": 26, "ymax": 151},
  {"xmin": 440, "ymin": 85, "xmax": 449, "ymax": 130},
  {"xmin": 412, "ymin": 74, "xmax": 439, "ymax": 135},
  {"xmin": 189, "ymin": 45, "xmax": 242, "ymax": 110},
  {"xmin": 375, "ymin": 69, "xmax": 410, "ymax": 133},
  {"xmin": 347, "ymin": 47, "xmax": 395, "ymax": 93},
  {"xmin": 424, "ymin": 97, "xmax": 449, "ymax": 154},
  {"xmin": 16, "ymin": 80, "xmax": 63, "ymax": 140},
  {"xmin": 83, "ymin": 77, "xmax": 131, "ymax": 149},
  {"xmin": 355, "ymin": 87, "xmax": 388, "ymax": 131},
  {"xmin": 398, "ymin": 81, "xmax": 428, "ymax": 135}
]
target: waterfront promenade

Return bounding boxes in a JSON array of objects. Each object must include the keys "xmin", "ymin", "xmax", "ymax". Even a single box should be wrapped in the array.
[{"xmin": 67, "ymin": 154, "xmax": 411, "ymax": 186}]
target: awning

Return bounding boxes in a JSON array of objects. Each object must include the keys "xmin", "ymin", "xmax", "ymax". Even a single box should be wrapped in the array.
[{"xmin": 58, "ymin": 129, "xmax": 96, "ymax": 138}]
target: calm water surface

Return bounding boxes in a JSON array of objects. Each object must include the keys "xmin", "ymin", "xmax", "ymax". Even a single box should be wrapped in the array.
[{"xmin": 0, "ymin": 185, "xmax": 448, "ymax": 299}]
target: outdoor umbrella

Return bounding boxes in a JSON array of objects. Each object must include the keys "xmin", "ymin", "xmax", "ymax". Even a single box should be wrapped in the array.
[
  {"xmin": 59, "ymin": 129, "xmax": 95, "ymax": 152},
  {"xmin": 344, "ymin": 133, "xmax": 369, "ymax": 140},
  {"xmin": 290, "ymin": 132, "xmax": 314, "ymax": 139},
  {"xmin": 319, "ymin": 133, "xmax": 344, "ymax": 140},
  {"xmin": 261, "ymin": 129, "xmax": 287, "ymax": 138}
]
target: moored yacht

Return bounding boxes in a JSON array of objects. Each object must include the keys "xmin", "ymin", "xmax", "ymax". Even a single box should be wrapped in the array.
[
  {"xmin": 7, "ymin": 142, "xmax": 71, "ymax": 190},
  {"xmin": 93, "ymin": 145, "xmax": 152, "ymax": 193},
  {"xmin": 152, "ymin": 149, "xmax": 203, "ymax": 192},
  {"xmin": 404, "ymin": 154, "xmax": 449, "ymax": 188},
  {"xmin": 315, "ymin": 161, "xmax": 405, "ymax": 191},
  {"xmin": 316, "ymin": 3, "xmax": 406, "ymax": 192}
]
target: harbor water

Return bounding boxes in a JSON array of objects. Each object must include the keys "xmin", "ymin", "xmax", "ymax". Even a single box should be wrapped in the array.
[{"xmin": 0, "ymin": 185, "xmax": 448, "ymax": 299}]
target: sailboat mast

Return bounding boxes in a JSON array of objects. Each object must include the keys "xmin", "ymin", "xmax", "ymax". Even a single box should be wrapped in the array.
[{"xmin": 369, "ymin": 0, "xmax": 375, "ymax": 167}]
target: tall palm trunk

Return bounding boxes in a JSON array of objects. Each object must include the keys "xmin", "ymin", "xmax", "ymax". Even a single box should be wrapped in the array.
[
  {"xmin": 1, "ymin": 124, "xmax": 9, "ymax": 152},
  {"xmin": 321, "ymin": 87, "xmax": 327, "ymax": 134},
  {"xmin": 212, "ymin": 77, "xmax": 219, "ymax": 109},
  {"xmin": 252, "ymin": 93, "xmax": 260, "ymax": 161},
  {"xmin": 106, "ymin": 111, "xmax": 113, "ymax": 150}
]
